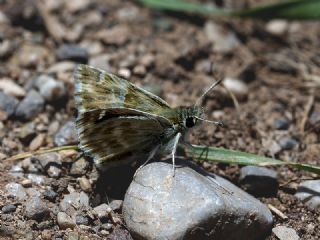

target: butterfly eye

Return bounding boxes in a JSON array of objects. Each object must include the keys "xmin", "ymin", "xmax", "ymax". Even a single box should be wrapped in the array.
[{"xmin": 185, "ymin": 117, "xmax": 196, "ymax": 128}]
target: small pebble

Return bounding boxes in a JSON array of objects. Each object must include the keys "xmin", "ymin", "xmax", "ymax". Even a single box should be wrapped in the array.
[
  {"xmin": 266, "ymin": 20, "xmax": 289, "ymax": 35},
  {"xmin": 29, "ymin": 133, "xmax": 45, "ymax": 151},
  {"xmin": 101, "ymin": 223, "xmax": 113, "ymax": 230},
  {"xmin": 26, "ymin": 188, "xmax": 41, "ymax": 198},
  {"xmin": 35, "ymin": 75, "xmax": 66, "ymax": 101},
  {"xmin": 118, "ymin": 68, "xmax": 131, "ymax": 79},
  {"xmin": 2, "ymin": 204, "xmax": 17, "ymax": 213},
  {"xmin": 133, "ymin": 65, "xmax": 146, "ymax": 76},
  {"xmin": 93, "ymin": 204, "xmax": 112, "ymax": 220},
  {"xmin": 60, "ymin": 192, "xmax": 90, "ymax": 216},
  {"xmin": 70, "ymin": 158, "xmax": 88, "ymax": 176},
  {"xmin": 204, "ymin": 21, "xmax": 239, "ymax": 53},
  {"xmin": 47, "ymin": 165, "xmax": 61, "ymax": 178},
  {"xmin": 223, "ymin": 77, "xmax": 248, "ymax": 97},
  {"xmin": 0, "ymin": 78, "xmax": 26, "ymax": 97},
  {"xmin": 75, "ymin": 214, "xmax": 89, "ymax": 225},
  {"xmin": 9, "ymin": 165, "xmax": 24, "ymax": 178},
  {"xmin": 54, "ymin": 121, "xmax": 78, "ymax": 146},
  {"xmin": 57, "ymin": 212, "xmax": 76, "ymax": 230},
  {"xmin": 272, "ymin": 226, "xmax": 300, "ymax": 240},
  {"xmin": 79, "ymin": 177, "xmax": 92, "ymax": 193},
  {"xmin": 0, "ymin": 91, "xmax": 19, "ymax": 117},
  {"xmin": 109, "ymin": 200, "xmax": 123, "ymax": 212},
  {"xmin": 27, "ymin": 174, "xmax": 44, "ymax": 185},
  {"xmin": 295, "ymin": 180, "xmax": 320, "ymax": 210},
  {"xmin": 240, "ymin": 166, "xmax": 278, "ymax": 197},
  {"xmin": 273, "ymin": 118, "xmax": 290, "ymax": 130},
  {"xmin": 56, "ymin": 44, "xmax": 88, "ymax": 63},
  {"xmin": 15, "ymin": 90, "xmax": 44, "ymax": 120},
  {"xmin": 24, "ymin": 197, "xmax": 50, "ymax": 221},
  {"xmin": 21, "ymin": 179, "xmax": 32, "ymax": 188},
  {"xmin": 43, "ymin": 189, "xmax": 58, "ymax": 201},
  {"xmin": 279, "ymin": 137, "xmax": 298, "ymax": 150},
  {"xmin": 5, "ymin": 182, "xmax": 27, "ymax": 200}
]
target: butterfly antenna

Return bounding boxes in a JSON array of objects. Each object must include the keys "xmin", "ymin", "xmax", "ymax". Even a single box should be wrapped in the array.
[
  {"xmin": 195, "ymin": 78, "xmax": 222, "ymax": 106},
  {"xmin": 195, "ymin": 116, "xmax": 225, "ymax": 128}
]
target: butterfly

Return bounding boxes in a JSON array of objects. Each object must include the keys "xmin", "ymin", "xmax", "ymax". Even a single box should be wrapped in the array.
[{"xmin": 74, "ymin": 64, "xmax": 222, "ymax": 171}]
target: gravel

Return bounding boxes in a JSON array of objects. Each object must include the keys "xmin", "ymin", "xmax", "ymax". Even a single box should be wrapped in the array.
[{"xmin": 5, "ymin": 182, "xmax": 27, "ymax": 200}]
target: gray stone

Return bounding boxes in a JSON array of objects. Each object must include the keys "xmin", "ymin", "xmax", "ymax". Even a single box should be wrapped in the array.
[
  {"xmin": 35, "ymin": 75, "xmax": 66, "ymax": 101},
  {"xmin": 295, "ymin": 180, "xmax": 320, "ymax": 210},
  {"xmin": 93, "ymin": 203, "xmax": 112, "ymax": 220},
  {"xmin": 240, "ymin": 166, "xmax": 278, "ymax": 197},
  {"xmin": 2, "ymin": 204, "xmax": 17, "ymax": 213},
  {"xmin": 109, "ymin": 200, "xmax": 123, "ymax": 212},
  {"xmin": 79, "ymin": 177, "xmax": 92, "ymax": 193},
  {"xmin": 24, "ymin": 197, "xmax": 50, "ymax": 221},
  {"xmin": 75, "ymin": 214, "xmax": 89, "ymax": 225},
  {"xmin": 279, "ymin": 137, "xmax": 298, "ymax": 150},
  {"xmin": 70, "ymin": 158, "xmax": 88, "ymax": 176},
  {"xmin": 54, "ymin": 121, "xmax": 78, "ymax": 146},
  {"xmin": 0, "ymin": 91, "xmax": 19, "ymax": 117},
  {"xmin": 123, "ymin": 162, "xmax": 273, "ymax": 240},
  {"xmin": 5, "ymin": 182, "xmax": 27, "ymax": 200},
  {"xmin": 57, "ymin": 212, "xmax": 76, "ymax": 230},
  {"xmin": 272, "ymin": 226, "xmax": 300, "ymax": 240},
  {"xmin": 56, "ymin": 44, "xmax": 88, "ymax": 63},
  {"xmin": 43, "ymin": 189, "xmax": 58, "ymax": 201},
  {"xmin": 15, "ymin": 90, "xmax": 44, "ymax": 120}
]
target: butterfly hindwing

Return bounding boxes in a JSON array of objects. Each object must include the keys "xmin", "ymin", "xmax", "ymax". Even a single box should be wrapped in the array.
[
  {"xmin": 76, "ymin": 108, "xmax": 171, "ymax": 166},
  {"xmin": 74, "ymin": 64, "xmax": 171, "ymax": 115}
]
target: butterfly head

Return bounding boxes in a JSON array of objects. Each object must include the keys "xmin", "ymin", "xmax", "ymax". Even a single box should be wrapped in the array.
[{"xmin": 179, "ymin": 106, "xmax": 204, "ymax": 129}]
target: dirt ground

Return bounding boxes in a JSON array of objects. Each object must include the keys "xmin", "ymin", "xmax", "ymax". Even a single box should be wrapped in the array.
[{"xmin": 0, "ymin": 0, "xmax": 319, "ymax": 239}]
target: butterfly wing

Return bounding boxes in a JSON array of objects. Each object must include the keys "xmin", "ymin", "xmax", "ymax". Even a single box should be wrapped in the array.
[
  {"xmin": 76, "ymin": 108, "xmax": 173, "ymax": 166},
  {"xmin": 74, "ymin": 64, "xmax": 171, "ymax": 115}
]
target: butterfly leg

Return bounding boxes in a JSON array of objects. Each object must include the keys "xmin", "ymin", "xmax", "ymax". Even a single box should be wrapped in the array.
[
  {"xmin": 171, "ymin": 132, "xmax": 181, "ymax": 176},
  {"xmin": 134, "ymin": 145, "xmax": 160, "ymax": 179}
]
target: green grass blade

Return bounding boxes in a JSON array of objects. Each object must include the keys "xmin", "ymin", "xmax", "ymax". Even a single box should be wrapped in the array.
[
  {"xmin": 185, "ymin": 145, "xmax": 320, "ymax": 175},
  {"xmin": 137, "ymin": 0, "xmax": 320, "ymax": 20},
  {"xmin": 137, "ymin": 0, "xmax": 231, "ymax": 17},
  {"xmin": 234, "ymin": 0, "xmax": 320, "ymax": 20}
]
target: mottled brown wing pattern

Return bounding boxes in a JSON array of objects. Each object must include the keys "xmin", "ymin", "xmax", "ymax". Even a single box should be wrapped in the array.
[
  {"xmin": 74, "ymin": 64, "xmax": 171, "ymax": 115},
  {"xmin": 76, "ymin": 108, "xmax": 170, "ymax": 166}
]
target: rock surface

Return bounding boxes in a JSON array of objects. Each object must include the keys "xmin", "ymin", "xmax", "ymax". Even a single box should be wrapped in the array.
[
  {"xmin": 123, "ymin": 162, "xmax": 273, "ymax": 240},
  {"xmin": 295, "ymin": 180, "xmax": 320, "ymax": 210}
]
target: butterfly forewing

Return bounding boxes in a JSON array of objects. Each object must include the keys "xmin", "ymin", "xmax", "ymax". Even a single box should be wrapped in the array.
[{"xmin": 74, "ymin": 64, "xmax": 171, "ymax": 115}]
